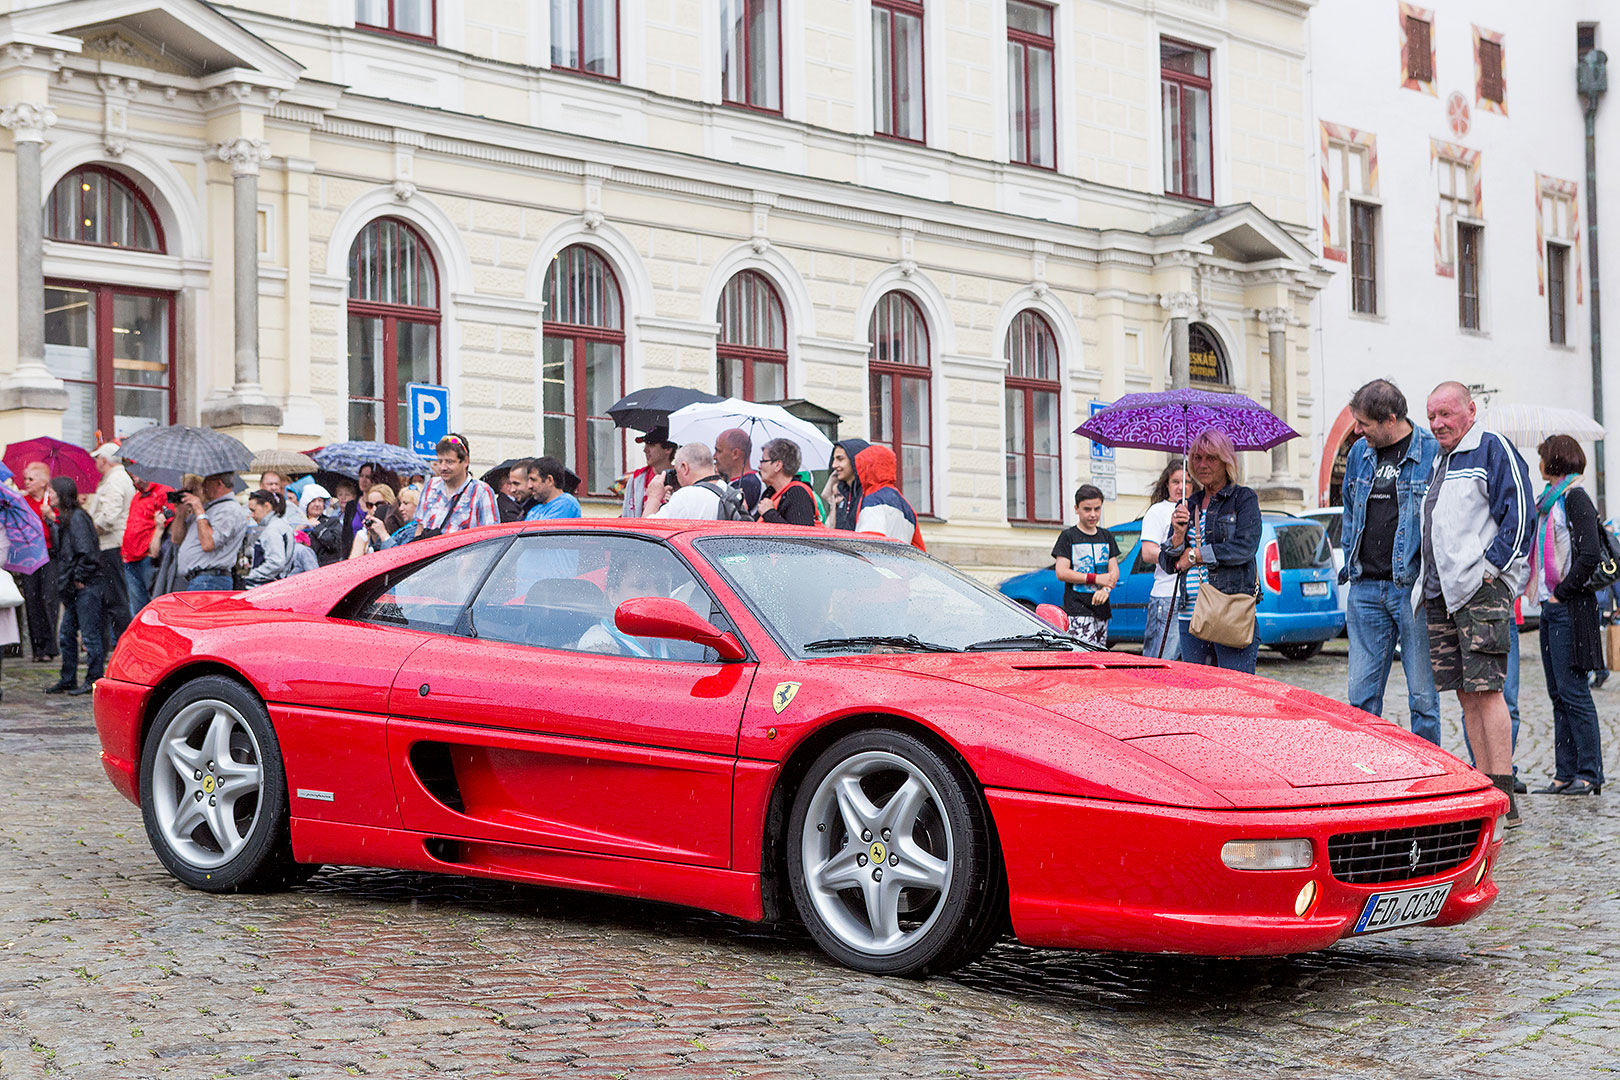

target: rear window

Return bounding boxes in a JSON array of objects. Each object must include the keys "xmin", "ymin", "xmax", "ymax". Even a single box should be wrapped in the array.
[{"xmin": 1274, "ymin": 523, "xmax": 1332, "ymax": 570}]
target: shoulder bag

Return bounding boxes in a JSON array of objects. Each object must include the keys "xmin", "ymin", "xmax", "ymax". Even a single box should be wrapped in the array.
[
  {"xmin": 1584, "ymin": 523, "xmax": 1620, "ymax": 592},
  {"xmin": 1186, "ymin": 494, "xmax": 1259, "ymax": 648},
  {"xmin": 413, "ymin": 481, "xmax": 469, "ymax": 542}
]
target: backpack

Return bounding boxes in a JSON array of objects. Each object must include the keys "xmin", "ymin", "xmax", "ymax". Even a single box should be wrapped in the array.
[
  {"xmin": 307, "ymin": 514, "xmax": 347, "ymax": 566},
  {"xmin": 696, "ymin": 481, "xmax": 750, "ymax": 522}
]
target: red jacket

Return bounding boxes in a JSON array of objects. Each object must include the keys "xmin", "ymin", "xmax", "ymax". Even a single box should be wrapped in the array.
[{"xmin": 121, "ymin": 483, "xmax": 171, "ymax": 562}]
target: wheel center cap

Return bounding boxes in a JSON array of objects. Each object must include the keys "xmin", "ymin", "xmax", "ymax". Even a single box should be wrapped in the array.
[
  {"xmin": 869, "ymin": 841, "xmax": 887, "ymax": 864},
  {"xmin": 202, "ymin": 775, "xmax": 216, "ymax": 795}
]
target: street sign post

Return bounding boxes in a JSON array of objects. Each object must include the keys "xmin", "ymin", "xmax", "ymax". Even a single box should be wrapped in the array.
[
  {"xmin": 406, "ymin": 383, "xmax": 450, "ymax": 457},
  {"xmin": 1088, "ymin": 400, "xmax": 1117, "ymax": 499},
  {"xmin": 1088, "ymin": 401, "xmax": 1115, "ymax": 460}
]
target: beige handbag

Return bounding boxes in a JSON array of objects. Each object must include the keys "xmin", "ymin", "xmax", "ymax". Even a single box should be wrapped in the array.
[{"xmin": 1189, "ymin": 578, "xmax": 1258, "ymax": 648}]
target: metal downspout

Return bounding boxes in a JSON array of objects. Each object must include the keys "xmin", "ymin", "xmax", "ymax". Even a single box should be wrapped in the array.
[{"xmin": 1580, "ymin": 50, "xmax": 1607, "ymax": 516}]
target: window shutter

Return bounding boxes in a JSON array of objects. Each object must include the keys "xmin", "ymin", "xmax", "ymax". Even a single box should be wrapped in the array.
[
  {"xmin": 1479, "ymin": 40, "xmax": 1503, "ymax": 103},
  {"xmin": 1405, "ymin": 17, "xmax": 1432, "ymax": 82}
]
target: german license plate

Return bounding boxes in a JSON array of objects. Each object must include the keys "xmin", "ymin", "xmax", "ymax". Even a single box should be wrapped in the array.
[
  {"xmin": 1302, "ymin": 581, "xmax": 1329, "ymax": 597},
  {"xmin": 1353, "ymin": 882, "xmax": 1452, "ymax": 934}
]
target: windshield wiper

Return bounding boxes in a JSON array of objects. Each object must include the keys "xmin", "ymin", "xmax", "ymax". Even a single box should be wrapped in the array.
[
  {"xmin": 802, "ymin": 634, "xmax": 960, "ymax": 653},
  {"xmin": 964, "ymin": 631, "xmax": 1091, "ymax": 652}
]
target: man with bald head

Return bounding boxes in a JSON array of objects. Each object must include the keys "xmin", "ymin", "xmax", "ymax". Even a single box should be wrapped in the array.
[
  {"xmin": 1417, "ymin": 381, "xmax": 1534, "ymax": 826},
  {"xmin": 714, "ymin": 427, "xmax": 764, "ymax": 514}
]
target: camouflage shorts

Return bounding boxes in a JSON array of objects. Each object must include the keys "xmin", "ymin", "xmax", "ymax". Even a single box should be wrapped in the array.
[
  {"xmin": 1426, "ymin": 577, "xmax": 1513, "ymax": 694},
  {"xmin": 1070, "ymin": 615, "xmax": 1109, "ymax": 649}
]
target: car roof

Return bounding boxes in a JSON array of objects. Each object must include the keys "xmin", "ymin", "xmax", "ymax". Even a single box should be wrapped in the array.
[{"xmin": 517, "ymin": 518, "xmax": 886, "ymax": 543}]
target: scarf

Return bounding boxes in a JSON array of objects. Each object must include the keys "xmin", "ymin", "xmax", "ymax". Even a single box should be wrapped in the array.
[{"xmin": 1535, "ymin": 475, "xmax": 1580, "ymax": 591}]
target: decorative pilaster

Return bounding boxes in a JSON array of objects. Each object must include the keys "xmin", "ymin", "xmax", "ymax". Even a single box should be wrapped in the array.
[
  {"xmin": 201, "ymin": 136, "xmax": 281, "ymax": 429},
  {"xmin": 1160, "ymin": 291, "xmax": 1200, "ymax": 390},
  {"xmin": 0, "ymin": 100, "xmax": 67, "ymax": 412},
  {"xmin": 1254, "ymin": 305, "xmax": 1304, "ymax": 505}
]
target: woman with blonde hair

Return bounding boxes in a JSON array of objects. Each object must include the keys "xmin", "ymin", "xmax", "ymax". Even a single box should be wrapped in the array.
[{"xmin": 1157, "ymin": 428, "xmax": 1263, "ymax": 672}]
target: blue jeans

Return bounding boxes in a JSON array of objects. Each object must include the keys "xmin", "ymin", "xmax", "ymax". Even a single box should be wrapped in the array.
[
  {"xmin": 1178, "ymin": 619, "xmax": 1259, "ymax": 673},
  {"xmin": 1538, "ymin": 603, "xmax": 1605, "ymax": 784},
  {"xmin": 186, "ymin": 571, "xmax": 234, "ymax": 591},
  {"xmin": 1346, "ymin": 580, "xmax": 1440, "ymax": 745},
  {"xmin": 1144, "ymin": 595, "xmax": 1181, "ymax": 660},
  {"xmin": 59, "ymin": 579, "xmax": 106, "ymax": 685},
  {"xmin": 124, "ymin": 558, "xmax": 156, "ymax": 614}
]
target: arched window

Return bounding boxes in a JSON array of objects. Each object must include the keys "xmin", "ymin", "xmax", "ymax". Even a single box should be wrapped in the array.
[
  {"xmin": 868, "ymin": 291, "xmax": 932, "ymax": 514},
  {"xmin": 42, "ymin": 167, "xmax": 172, "ymax": 444},
  {"xmin": 347, "ymin": 218, "xmax": 440, "ymax": 443},
  {"xmin": 45, "ymin": 165, "xmax": 164, "ymax": 252},
  {"xmin": 1004, "ymin": 310, "xmax": 1062, "ymax": 522},
  {"xmin": 543, "ymin": 245, "xmax": 625, "ymax": 496},
  {"xmin": 717, "ymin": 270, "xmax": 787, "ymax": 402},
  {"xmin": 1187, "ymin": 323, "xmax": 1230, "ymax": 385}
]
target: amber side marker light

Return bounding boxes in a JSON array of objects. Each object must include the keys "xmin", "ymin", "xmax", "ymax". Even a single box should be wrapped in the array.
[
  {"xmin": 1294, "ymin": 880, "xmax": 1318, "ymax": 917},
  {"xmin": 1474, "ymin": 857, "xmax": 1489, "ymax": 887}
]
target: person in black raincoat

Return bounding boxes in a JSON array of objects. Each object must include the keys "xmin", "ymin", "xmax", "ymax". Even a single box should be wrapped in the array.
[
  {"xmin": 44, "ymin": 476, "xmax": 107, "ymax": 695},
  {"xmin": 823, "ymin": 438, "xmax": 870, "ymax": 531}
]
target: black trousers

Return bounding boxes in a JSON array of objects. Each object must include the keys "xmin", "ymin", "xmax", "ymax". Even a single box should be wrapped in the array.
[
  {"xmin": 20, "ymin": 561, "xmax": 58, "ymax": 659},
  {"xmin": 98, "ymin": 547, "xmax": 131, "ymax": 644}
]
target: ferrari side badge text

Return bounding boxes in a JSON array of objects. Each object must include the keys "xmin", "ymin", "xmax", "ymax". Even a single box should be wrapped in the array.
[{"xmin": 772, "ymin": 682, "xmax": 802, "ymax": 714}]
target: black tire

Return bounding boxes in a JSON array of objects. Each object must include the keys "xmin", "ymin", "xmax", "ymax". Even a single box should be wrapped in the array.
[
  {"xmin": 1277, "ymin": 641, "xmax": 1323, "ymax": 661},
  {"xmin": 139, "ymin": 675, "xmax": 309, "ymax": 892},
  {"xmin": 786, "ymin": 728, "xmax": 1002, "ymax": 977}
]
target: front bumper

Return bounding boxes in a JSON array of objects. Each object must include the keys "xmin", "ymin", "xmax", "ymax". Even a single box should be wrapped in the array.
[
  {"xmin": 1257, "ymin": 609, "xmax": 1346, "ymax": 645},
  {"xmin": 93, "ymin": 678, "xmax": 151, "ymax": 806},
  {"xmin": 988, "ymin": 786, "xmax": 1505, "ymax": 955}
]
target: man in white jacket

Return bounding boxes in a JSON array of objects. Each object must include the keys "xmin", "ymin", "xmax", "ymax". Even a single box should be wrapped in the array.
[{"xmin": 91, "ymin": 443, "xmax": 135, "ymax": 642}]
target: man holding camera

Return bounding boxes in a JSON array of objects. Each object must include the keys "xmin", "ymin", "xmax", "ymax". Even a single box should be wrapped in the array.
[{"xmin": 168, "ymin": 472, "xmax": 250, "ymax": 591}]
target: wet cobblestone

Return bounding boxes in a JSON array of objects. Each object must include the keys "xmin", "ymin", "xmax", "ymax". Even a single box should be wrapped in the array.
[{"xmin": 0, "ymin": 639, "xmax": 1616, "ymax": 1078}]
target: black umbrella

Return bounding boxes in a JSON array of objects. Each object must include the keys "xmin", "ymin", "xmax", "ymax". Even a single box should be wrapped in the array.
[
  {"xmin": 480, "ymin": 458, "xmax": 524, "ymax": 487},
  {"xmin": 607, "ymin": 385, "xmax": 725, "ymax": 432},
  {"xmin": 126, "ymin": 460, "xmax": 245, "ymax": 493}
]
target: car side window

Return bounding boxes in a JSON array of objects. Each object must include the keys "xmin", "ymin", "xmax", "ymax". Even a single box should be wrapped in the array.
[
  {"xmin": 350, "ymin": 541, "xmax": 504, "ymax": 635},
  {"xmin": 465, "ymin": 535, "xmax": 716, "ymax": 661}
]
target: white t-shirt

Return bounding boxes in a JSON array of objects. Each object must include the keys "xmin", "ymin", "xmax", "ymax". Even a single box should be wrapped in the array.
[
  {"xmin": 653, "ymin": 480, "xmax": 725, "ymax": 520},
  {"xmin": 1141, "ymin": 499, "xmax": 1178, "ymax": 599}
]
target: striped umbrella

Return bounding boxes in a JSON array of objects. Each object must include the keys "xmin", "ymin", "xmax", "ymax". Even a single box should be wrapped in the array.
[{"xmin": 117, "ymin": 425, "xmax": 254, "ymax": 477}]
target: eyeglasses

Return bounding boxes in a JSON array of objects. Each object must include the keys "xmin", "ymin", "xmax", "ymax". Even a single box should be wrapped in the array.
[{"xmin": 365, "ymin": 500, "xmax": 386, "ymax": 509}]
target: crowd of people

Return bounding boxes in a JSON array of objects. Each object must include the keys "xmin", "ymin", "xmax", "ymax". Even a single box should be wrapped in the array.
[{"xmin": 1089, "ymin": 378, "xmax": 1606, "ymax": 827}]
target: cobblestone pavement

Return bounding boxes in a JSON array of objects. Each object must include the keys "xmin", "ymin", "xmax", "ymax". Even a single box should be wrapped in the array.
[{"xmin": 1, "ymin": 638, "xmax": 1616, "ymax": 1080}]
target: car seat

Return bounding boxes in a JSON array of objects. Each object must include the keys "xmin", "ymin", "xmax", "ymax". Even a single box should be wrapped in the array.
[{"xmin": 523, "ymin": 577, "xmax": 609, "ymax": 649}]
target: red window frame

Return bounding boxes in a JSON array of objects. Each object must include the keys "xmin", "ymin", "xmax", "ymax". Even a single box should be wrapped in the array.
[
  {"xmin": 347, "ymin": 218, "xmax": 441, "ymax": 444},
  {"xmin": 1162, "ymin": 38, "xmax": 1214, "ymax": 204},
  {"xmin": 721, "ymin": 0, "xmax": 783, "ymax": 115},
  {"xmin": 45, "ymin": 279, "xmax": 177, "ymax": 439},
  {"xmin": 551, "ymin": 0, "xmax": 621, "ymax": 81},
  {"xmin": 44, "ymin": 164, "xmax": 165, "ymax": 253},
  {"xmin": 873, "ymin": 0, "xmax": 926, "ymax": 144},
  {"xmin": 867, "ymin": 292, "xmax": 933, "ymax": 515},
  {"xmin": 543, "ymin": 245, "xmax": 626, "ymax": 496},
  {"xmin": 717, "ymin": 270, "xmax": 788, "ymax": 402},
  {"xmin": 1004, "ymin": 311, "xmax": 1061, "ymax": 524},
  {"xmin": 355, "ymin": 0, "xmax": 436, "ymax": 43},
  {"xmin": 1007, "ymin": 1, "xmax": 1056, "ymax": 170}
]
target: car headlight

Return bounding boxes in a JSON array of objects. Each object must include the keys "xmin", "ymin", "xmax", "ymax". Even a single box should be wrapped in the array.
[
  {"xmin": 1492, "ymin": 815, "xmax": 1506, "ymax": 843},
  {"xmin": 1220, "ymin": 838, "xmax": 1315, "ymax": 871}
]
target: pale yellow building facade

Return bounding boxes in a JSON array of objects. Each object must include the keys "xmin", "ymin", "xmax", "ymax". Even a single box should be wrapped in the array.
[{"xmin": 0, "ymin": 0, "xmax": 1326, "ymax": 572}]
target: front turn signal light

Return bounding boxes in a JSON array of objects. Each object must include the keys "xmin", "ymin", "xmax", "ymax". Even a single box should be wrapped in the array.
[
  {"xmin": 1474, "ymin": 857, "xmax": 1490, "ymax": 887},
  {"xmin": 1294, "ymin": 880, "xmax": 1318, "ymax": 917},
  {"xmin": 1221, "ymin": 838, "xmax": 1314, "ymax": 871}
]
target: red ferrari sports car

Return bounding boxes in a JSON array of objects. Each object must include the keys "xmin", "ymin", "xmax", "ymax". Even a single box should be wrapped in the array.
[{"xmin": 95, "ymin": 520, "xmax": 1507, "ymax": 976}]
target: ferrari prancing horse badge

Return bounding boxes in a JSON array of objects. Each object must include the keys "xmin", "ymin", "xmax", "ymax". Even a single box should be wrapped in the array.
[{"xmin": 772, "ymin": 682, "xmax": 802, "ymax": 714}]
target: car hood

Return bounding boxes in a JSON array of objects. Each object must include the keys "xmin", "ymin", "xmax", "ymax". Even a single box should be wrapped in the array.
[{"xmin": 864, "ymin": 654, "xmax": 1478, "ymax": 800}]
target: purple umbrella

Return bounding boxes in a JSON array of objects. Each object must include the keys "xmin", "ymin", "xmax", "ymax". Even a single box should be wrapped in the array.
[{"xmin": 1075, "ymin": 388, "xmax": 1299, "ymax": 458}]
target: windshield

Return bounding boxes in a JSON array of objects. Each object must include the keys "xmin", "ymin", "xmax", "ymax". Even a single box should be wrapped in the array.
[{"xmin": 696, "ymin": 536, "xmax": 1055, "ymax": 655}]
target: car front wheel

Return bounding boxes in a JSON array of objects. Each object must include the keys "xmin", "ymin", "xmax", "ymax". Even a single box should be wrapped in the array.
[
  {"xmin": 139, "ymin": 675, "xmax": 307, "ymax": 892},
  {"xmin": 787, "ymin": 729, "xmax": 1004, "ymax": 977}
]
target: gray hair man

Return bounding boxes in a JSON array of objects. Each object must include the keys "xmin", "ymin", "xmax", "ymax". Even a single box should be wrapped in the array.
[{"xmin": 714, "ymin": 427, "xmax": 764, "ymax": 513}]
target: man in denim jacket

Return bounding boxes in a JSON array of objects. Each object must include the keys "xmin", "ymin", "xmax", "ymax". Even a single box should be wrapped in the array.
[{"xmin": 1339, "ymin": 380, "xmax": 1441, "ymax": 744}]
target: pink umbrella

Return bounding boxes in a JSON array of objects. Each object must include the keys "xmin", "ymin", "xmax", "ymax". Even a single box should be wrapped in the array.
[{"xmin": 3, "ymin": 435, "xmax": 99, "ymax": 491}]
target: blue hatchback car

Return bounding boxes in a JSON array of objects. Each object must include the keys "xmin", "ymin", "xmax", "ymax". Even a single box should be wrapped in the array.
[{"xmin": 999, "ymin": 512, "xmax": 1346, "ymax": 659}]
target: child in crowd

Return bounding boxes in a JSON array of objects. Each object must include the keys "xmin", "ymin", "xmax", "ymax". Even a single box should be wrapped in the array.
[{"xmin": 1051, "ymin": 484, "xmax": 1120, "ymax": 648}]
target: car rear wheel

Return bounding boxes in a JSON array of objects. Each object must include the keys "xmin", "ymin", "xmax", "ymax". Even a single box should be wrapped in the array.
[
  {"xmin": 1277, "ymin": 641, "xmax": 1323, "ymax": 661},
  {"xmin": 139, "ymin": 675, "xmax": 309, "ymax": 892},
  {"xmin": 787, "ymin": 729, "xmax": 1003, "ymax": 977}
]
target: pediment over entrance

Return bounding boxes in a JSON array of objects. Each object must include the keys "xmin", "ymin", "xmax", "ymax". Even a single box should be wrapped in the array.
[
  {"xmin": 3, "ymin": 0, "xmax": 302, "ymax": 84},
  {"xmin": 1147, "ymin": 203, "xmax": 1317, "ymax": 267}
]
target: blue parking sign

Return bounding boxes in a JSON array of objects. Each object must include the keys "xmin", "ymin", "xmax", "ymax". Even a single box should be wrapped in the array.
[
  {"xmin": 1088, "ymin": 401, "xmax": 1115, "ymax": 460},
  {"xmin": 406, "ymin": 383, "xmax": 450, "ymax": 456}
]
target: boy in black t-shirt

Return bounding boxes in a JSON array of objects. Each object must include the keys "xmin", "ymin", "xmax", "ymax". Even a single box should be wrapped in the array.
[{"xmin": 1051, "ymin": 484, "xmax": 1120, "ymax": 648}]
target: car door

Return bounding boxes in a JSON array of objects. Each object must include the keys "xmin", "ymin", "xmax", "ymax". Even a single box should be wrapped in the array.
[
  {"xmin": 385, "ymin": 532, "xmax": 756, "ymax": 868},
  {"xmin": 1105, "ymin": 521, "xmax": 1147, "ymax": 643}
]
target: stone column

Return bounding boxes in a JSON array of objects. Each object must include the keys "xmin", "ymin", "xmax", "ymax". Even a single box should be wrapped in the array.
[
  {"xmin": 1253, "ymin": 305, "xmax": 1303, "ymax": 507},
  {"xmin": 201, "ymin": 137, "xmax": 281, "ymax": 431},
  {"xmin": 0, "ymin": 100, "xmax": 67, "ymax": 412},
  {"xmin": 1160, "ymin": 292, "xmax": 1199, "ymax": 389}
]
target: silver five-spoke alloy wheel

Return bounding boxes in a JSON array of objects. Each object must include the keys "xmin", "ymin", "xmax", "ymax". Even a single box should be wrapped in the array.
[
  {"xmin": 149, "ymin": 699, "xmax": 266, "ymax": 870},
  {"xmin": 799, "ymin": 749, "xmax": 954, "ymax": 956}
]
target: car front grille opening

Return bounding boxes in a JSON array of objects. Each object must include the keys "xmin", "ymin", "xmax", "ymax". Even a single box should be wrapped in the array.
[{"xmin": 1327, "ymin": 819, "xmax": 1487, "ymax": 885}]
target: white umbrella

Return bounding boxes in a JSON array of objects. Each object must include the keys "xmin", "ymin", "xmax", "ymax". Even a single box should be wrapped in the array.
[
  {"xmin": 1481, "ymin": 404, "xmax": 1605, "ymax": 446},
  {"xmin": 667, "ymin": 400, "xmax": 835, "ymax": 472}
]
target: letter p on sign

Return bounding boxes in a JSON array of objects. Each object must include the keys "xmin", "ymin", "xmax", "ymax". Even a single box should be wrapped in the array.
[{"xmin": 406, "ymin": 383, "xmax": 450, "ymax": 456}]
